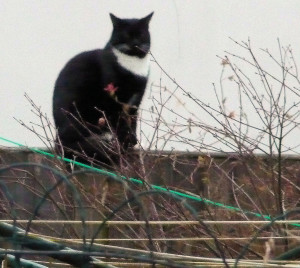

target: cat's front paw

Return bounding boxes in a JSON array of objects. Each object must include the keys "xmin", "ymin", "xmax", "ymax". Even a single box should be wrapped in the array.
[{"xmin": 133, "ymin": 143, "xmax": 142, "ymax": 150}]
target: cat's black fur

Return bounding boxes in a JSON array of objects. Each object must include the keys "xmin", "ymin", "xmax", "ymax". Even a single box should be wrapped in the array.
[{"xmin": 53, "ymin": 13, "xmax": 153, "ymax": 166}]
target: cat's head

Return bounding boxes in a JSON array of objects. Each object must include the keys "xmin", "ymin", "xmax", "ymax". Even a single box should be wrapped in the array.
[{"xmin": 108, "ymin": 12, "xmax": 153, "ymax": 58}]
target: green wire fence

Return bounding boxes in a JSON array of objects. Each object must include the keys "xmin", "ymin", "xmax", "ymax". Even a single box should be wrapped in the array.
[
  {"xmin": 1, "ymin": 136, "xmax": 300, "ymax": 267},
  {"xmin": 0, "ymin": 136, "xmax": 278, "ymax": 223}
]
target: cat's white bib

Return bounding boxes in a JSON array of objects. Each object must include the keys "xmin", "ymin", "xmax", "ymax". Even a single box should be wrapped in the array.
[{"xmin": 112, "ymin": 47, "xmax": 150, "ymax": 77}]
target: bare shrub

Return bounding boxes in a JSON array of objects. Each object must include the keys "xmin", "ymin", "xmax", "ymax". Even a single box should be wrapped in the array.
[{"xmin": 2, "ymin": 38, "xmax": 300, "ymax": 266}]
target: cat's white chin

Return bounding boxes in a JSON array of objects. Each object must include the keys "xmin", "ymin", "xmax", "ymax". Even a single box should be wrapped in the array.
[{"xmin": 112, "ymin": 47, "xmax": 150, "ymax": 77}]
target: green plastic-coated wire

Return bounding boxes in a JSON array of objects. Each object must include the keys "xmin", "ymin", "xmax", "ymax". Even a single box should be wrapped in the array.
[{"xmin": 1, "ymin": 136, "xmax": 300, "ymax": 227}]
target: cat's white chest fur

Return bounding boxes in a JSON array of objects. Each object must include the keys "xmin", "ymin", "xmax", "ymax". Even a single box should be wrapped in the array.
[{"xmin": 112, "ymin": 47, "xmax": 150, "ymax": 77}]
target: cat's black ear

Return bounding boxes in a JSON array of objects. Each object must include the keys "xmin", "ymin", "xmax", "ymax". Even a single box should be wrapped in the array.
[
  {"xmin": 140, "ymin": 12, "xmax": 154, "ymax": 24},
  {"xmin": 109, "ymin": 13, "xmax": 121, "ymax": 26}
]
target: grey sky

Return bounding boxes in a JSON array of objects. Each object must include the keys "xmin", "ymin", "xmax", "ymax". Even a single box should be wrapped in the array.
[{"xmin": 1, "ymin": 0, "xmax": 300, "ymax": 153}]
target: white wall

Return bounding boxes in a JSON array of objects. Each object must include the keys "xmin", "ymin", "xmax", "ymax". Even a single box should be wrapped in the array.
[{"xmin": 1, "ymin": 0, "xmax": 300, "ymax": 153}]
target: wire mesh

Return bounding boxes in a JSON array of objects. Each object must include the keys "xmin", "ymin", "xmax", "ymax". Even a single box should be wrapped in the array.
[{"xmin": 0, "ymin": 158, "xmax": 300, "ymax": 268}]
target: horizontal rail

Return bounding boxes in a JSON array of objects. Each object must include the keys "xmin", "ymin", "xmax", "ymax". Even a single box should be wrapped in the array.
[
  {"xmin": 3, "ymin": 147, "xmax": 300, "ymax": 160},
  {"xmin": 1, "ymin": 220, "xmax": 300, "ymax": 225},
  {"xmin": 36, "ymin": 236, "xmax": 300, "ymax": 243},
  {"xmin": 2, "ymin": 249, "xmax": 300, "ymax": 268}
]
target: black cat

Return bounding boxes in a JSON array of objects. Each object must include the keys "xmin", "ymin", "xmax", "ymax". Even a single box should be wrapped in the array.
[{"xmin": 53, "ymin": 12, "xmax": 153, "ymax": 167}]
